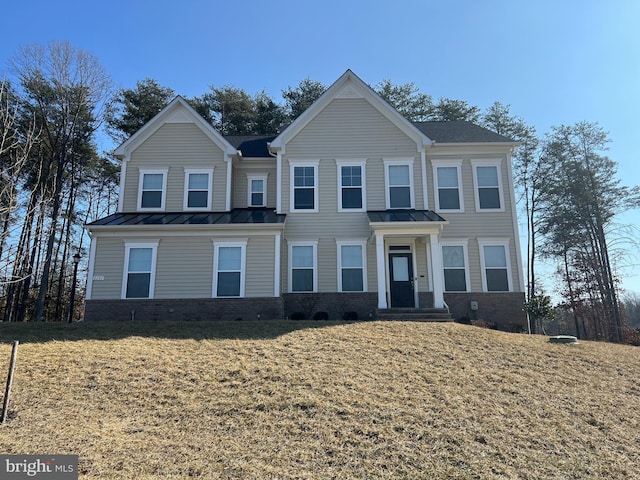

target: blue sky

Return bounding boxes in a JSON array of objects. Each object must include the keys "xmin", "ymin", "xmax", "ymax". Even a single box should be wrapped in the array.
[{"xmin": 1, "ymin": 0, "xmax": 639, "ymax": 295}]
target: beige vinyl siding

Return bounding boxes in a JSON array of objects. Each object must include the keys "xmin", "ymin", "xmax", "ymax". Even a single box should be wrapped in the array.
[
  {"xmin": 123, "ymin": 123, "xmax": 227, "ymax": 212},
  {"xmin": 90, "ymin": 232, "xmax": 279, "ymax": 299},
  {"xmin": 245, "ymin": 236, "xmax": 276, "ymax": 297},
  {"xmin": 429, "ymin": 154, "xmax": 522, "ymax": 292},
  {"xmin": 414, "ymin": 244, "xmax": 429, "ymax": 292},
  {"xmin": 286, "ymin": 98, "xmax": 418, "ymax": 158},
  {"xmin": 232, "ymin": 162, "xmax": 277, "ymax": 209},
  {"xmin": 428, "ymin": 154, "xmax": 515, "ymax": 234},
  {"xmin": 89, "ymin": 237, "xmax": 127, "ymax": 299},
  {"xmin": 155, "ymin": 237, "xmax": 214, "ymax": 298}
]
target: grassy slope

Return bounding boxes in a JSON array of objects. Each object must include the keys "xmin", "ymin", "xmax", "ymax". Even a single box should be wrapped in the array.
[{"xmin": 0, "ymin": 321, "xmax": 638, "ymax": 479}]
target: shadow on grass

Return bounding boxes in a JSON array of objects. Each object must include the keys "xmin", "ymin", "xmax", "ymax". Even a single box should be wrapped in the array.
[{"xmin": 0, "ymin": 320, "xmax": 355, "ymax": 344}]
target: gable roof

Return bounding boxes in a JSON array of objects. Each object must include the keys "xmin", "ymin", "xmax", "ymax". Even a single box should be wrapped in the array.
[
  {"xmin": 225, "ymin": 122, "xmax": 516, "ymax": 158},
  {"xmin": 113, "ymin": 96, "xmax": 238, "ymax": 160},
  {"xmin": 414, "ymin": 121, "xmax": 517, "ymax": 144},
  {"xmin": 269, "ymin": 69, "xmax": 432, "ymax": 154}
]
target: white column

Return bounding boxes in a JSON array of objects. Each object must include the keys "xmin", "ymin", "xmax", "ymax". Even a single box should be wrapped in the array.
[
  {"xmin": 430, "ymin": 232, "xmax": 445, "ymax": 308},
  {"xmin": 375, "ymin": 234, "xmax": 387, "ymax": 309}
]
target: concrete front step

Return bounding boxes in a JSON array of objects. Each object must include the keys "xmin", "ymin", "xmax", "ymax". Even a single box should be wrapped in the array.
[{"xmin": 376, "ymin": 308, "xmax": 453, "ymax": 322}]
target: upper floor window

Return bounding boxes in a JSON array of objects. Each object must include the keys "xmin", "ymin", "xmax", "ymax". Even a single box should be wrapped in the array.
[
  {"xmin": 478, "ymin": 239, "xmax": 513, "ymax": 292},
  {"xmin": 289, "ymin": 242, "xmax": 317, "ymax": 292},
  {"xmin": 441, "ymin": 242, "xmax": 470, "ymax": 292},
  {"xmin": 384, "ymin": 160, "xmax": 414, "ymax": 209},
  {"xmin": 290, "ymin": 162, "xmax": 319, "ymax": 212},
  {"xmin": 433, "ymin": 162, "xmax": 463, "ymax": 212},
  {"xmin": 471, "ymin": 160, "xmax": 504, "ymax": 211},
  {"xmin": 337, "ymin": 161, "xmax": 366, "ymax": 211},
  {"xmin": 138, "ymin": 169, "xmax": 167, "ymax": 211},
  {"xmin": 213, "ymin": 241, "xmax": 247, "ymax": 298},
  {"xmin": 184, "ymin": 169, "xmax": 213, "ymax": 210},
  {"xmin": 122, "ymin": 241, "xmax": 158, "ymax": 299},
  {"xmin": 248, "ymin": 175, "xmax": 267, "ymax": 207}
]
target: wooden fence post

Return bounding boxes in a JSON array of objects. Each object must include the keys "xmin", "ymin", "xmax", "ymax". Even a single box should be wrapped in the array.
[{"xmin": 1, "ymin": 341, "xmax": 19, "ymax": 424}]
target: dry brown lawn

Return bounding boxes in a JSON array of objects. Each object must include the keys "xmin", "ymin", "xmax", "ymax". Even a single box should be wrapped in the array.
[{"xmin": 0, "ymin": 320, "xmax": 638, "ymax": 479}]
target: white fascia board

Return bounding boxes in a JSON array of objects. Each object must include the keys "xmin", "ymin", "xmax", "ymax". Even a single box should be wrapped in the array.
[
  {"xmin": 114, "ymin": 96, "xmax": 238, "ymax": 159},
  {"xmin": 269, "ymin": 70, "xmax": 432, "ymax": 155}
]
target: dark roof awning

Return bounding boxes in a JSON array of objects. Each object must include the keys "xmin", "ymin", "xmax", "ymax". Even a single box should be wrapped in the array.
[
  {"xmin": 86, "ymin": 208, "xmax": 286, "ymax": 228},
  {"xmin": 368, "ymin": 210, "xmax": 448, "ymax": 235},
  {"xmin": 367, "ymin": 210, "xmax": 446, "ymax": 223}
]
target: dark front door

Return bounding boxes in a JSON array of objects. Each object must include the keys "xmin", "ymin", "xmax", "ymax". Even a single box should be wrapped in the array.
[{"xmin": 389, "ymin": 253, "xmax": 415, "ymax": 308}]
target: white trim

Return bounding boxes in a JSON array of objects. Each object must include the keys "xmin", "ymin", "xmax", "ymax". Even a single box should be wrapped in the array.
[
  {"xmin": 440, "ymin": 239, "xmax": 471, "ymax": 293},
  {"xmin": 429, "ymin": 233, "xmax": 444, "ymax": 308},
  {"xmin": 384, "ymin": 158, "xmax": 415, "ymax": 210},
  {"xmin": 118, "ymin": 156, "xmax": 128, "ymax": 213},
  {"xmin": 269, "ymin": 70, "xmax": 432, "ymax": 156},
  {"xmin": 274, "ymin": 233, "xmax": 281, "ymax": 297},
  {"xmin": 114, "ymin": 97, "xmax": 238, "ymax": 160},
  {"xmin": 85, "ymin": 235, "xmax": 97, "ymax": 300},
  {"xmin": 288, "ymin": 241, "xmax": 318, "ymax": 293},
  {"xmin": 247, "ymin": 174, "xmax": 268, "ymax": 207},
  {"xmin": 477, "ymin": 238, "xmax": 513, "ymax": 292},
  {"xmin": 385, "ymin": 238, "xmax": 419, "ymax": 307},
  {"xmin": 336, "ymin": 240, "xmax": 367, "ymax": 292},
  {"xmin": 375, "ymin": 234, "xmax": 387, "ymax": 308},
  {"xmin": 289, "ymin": 161, "xmax": 319, "ymax": 213},
  {"xmin": 225, "ymin": 160, "xmax": 232, "ymax": 211},
  {"xmin": 121, "ymin": 241, "xmax": 159, "ymax": 299},
  {"xmin": 470, "ymin": 159, "xmax": 505, "ymax": 212},
  {"xmin": 336, "ymin": 160, "xmax": 367, "ymax": 212},
  {"xmin": 276, "ymin": 151, "xmax": 282, "ymax": 213},
  {"xmin": 432, "ymin": 160, "xmax": 464, "ymax": 213},
  {"xmin": 183, "ymin": 168, "xmax": 214, "ymax": 211},
  {"xmin": 212, "ymin": 240, "xmax": 247, "ymax": 298},
  {"xmin": 137, "ymin": 169, "xmax": 168, "ymax": 212},
  {"xmin": 420, "ymin": 150, "xmax": 429, "ymax": 210}
]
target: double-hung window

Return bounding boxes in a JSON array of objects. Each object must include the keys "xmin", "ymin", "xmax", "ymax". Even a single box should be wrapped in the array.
[
  {"xmin": 384, "ymin": 160, "xmax": 414, "ymax": 209},
  {"xmin": 478, "ymin": 239, "xmax": 512, "ymax": 292},
  {"xmin": 471, "ymin": 160, "xmax": 504, "ymax": 211},
  {"xmin": 213, "ymin": 241, "xmax": 247, "ymax": 297},
  {"xmin": 337, "ymin": 161, "xmax": 366, "ymax": 211},
  {"xmin": 248, "ymin": 175, "xmax": 267, "ymax": 207},
  {"xmin": 289, "ymin": 242, "xmax": 317, "ymax": 292},
  {"xmin": 184, "ymin": 169, "xmax": 213, "ymax": 210},
  {"xmin": 441, "ymin": 242, "xmax": 470, "ymax": 292},
  {"xmin": 122, "ymin": 242, "xmax": 158, "ymax": 299},
  {"xmin": 138, "ymin": 170, "xmax": 167, "ymax": 211},
  {"xmin": 290, "ymin": 162, "xmax": 319, "ymax": 212},
  {"xmin": 434, "ymin": 162, "xmax": 463, "ymax": 212},
  {"xmin": 337, "ymin": 241, "xmax": 367, "ymax": 292}
]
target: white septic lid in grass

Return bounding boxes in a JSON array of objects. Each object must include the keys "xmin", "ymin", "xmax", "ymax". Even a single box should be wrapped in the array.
[{"xmin": 548, "ymin": 335, "xmax": 578, "ymax": 344}]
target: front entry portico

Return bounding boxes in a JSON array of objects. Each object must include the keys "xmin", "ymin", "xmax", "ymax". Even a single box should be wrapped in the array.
[{"xmin": 368, "ymin": 210, "xmax": 448, "ymax": 310}]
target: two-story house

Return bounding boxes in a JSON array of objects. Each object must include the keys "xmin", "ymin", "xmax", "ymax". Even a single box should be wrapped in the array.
[{"xmin": 84, "ymin": 70, "xmax": 527, "ymax": 330}]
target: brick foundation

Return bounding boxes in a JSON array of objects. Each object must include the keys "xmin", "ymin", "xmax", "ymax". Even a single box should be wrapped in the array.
[
  {"xmin": 444, "ymin": 292, "xmax": 527, "ymax": 332},
  {"xmin": 84, "ymin": 297, "xmax": 284, "ymax": 321},
  {"xmin": 283, "ymin": 292, "xmax": 378, "ymax": 320},
  {"xmin": 84, "ymin": 291, "xmax": 527, "ymax": 330}
]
